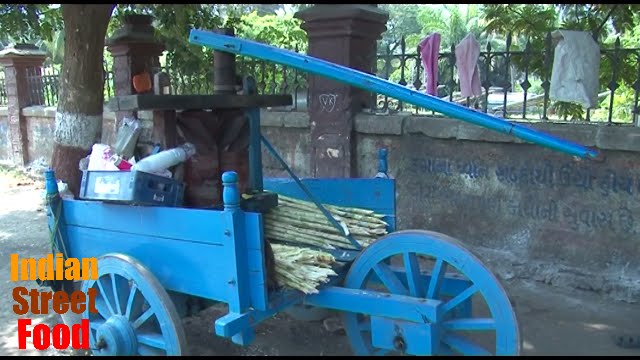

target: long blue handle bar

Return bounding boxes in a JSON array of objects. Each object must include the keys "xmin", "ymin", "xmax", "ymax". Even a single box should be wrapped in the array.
[{"xmin": 189, "ymin": 29, "xmax": 601, "ymax": 160}]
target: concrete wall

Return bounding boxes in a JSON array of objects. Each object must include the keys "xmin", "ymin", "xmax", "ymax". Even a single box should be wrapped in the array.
[
  {"xmin": 262, "ymin": 112, "xmax": 640, "ymax": 302},
  {"xmin": 353, "ymin": 115, "xmax": 640, "ymax": 302},
  {"xmin": 0, "ymin": 106, "xmax": 117, "ymax": 164},
  {"xmin": 2, "ymin": 105, "xmax": 640, "ymax": 302}
]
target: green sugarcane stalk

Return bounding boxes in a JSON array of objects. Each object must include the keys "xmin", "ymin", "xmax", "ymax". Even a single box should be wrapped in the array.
[
  {"xmin": 277, "ymin": 196, "xmax": 375, "ymax": 219},
  {"xmin": 275, "ymin": 211, "xmax": 385, "ymax": 236},
  {"xmin": 264, "ymin": 194, "xmax": 393, "ymax": 293},
  {"xmin": 265, "ymin": 227, "xmax": 336, "ymax": 250},
  {"xmin": 269, "ymin": 229, "xmax": 376, "ymax": 250},
  {"xmin": 266, "ymin": 215, "xmax": 381, "ymax": 243},
  {"xmin": 272, "ymin": 244, "xmax": 336, "ymax": 268},
  {"xmin": 279, "ymin": 197, "xmax": 388, "ymax": 224},
  {"xmin": 275, "ymin": 270, "xmax": 316, "ymax": 293},
  {"xmin": 274, "ymin": 264, "xmax": 333, "ymax": 292},
  {"xmin": 271, "ymin": 244, "xmax": 338, "ymax": 293},
  {"xmin": 266, "ymin": 212, "xmax": 379, "ymax": 237},
  {"xmin": 266, "ymin": 223, "xmax": 342, "ymax": 244},
  {"xmin": 266, "ymin": 222, "xmax": 367, "ymax": 248},
  {"xmin": 331, "ymin": 211, "xmax": 388, "ymax": 225},
  {"xmin": 270, "ymin": 207, "xmax": 342, "ymax": 226},
  {"xmin": 294, "ymin": 267, "xmax": 335, "ymax": 283},
  {"xmin": 266, "ymin": 227, "xmax": 363, "ymax": 251},
  {"xmin": 266, "ymin": 222, "xmax": 357, "ymax": 246},
  {"xmin": 266, "ymin": 234, "xmax": 335, "ymax": 252},
  {"xmin": 333, "ymin": 214, "xmax": 389, "ymax": 229},
  {"xmin": 276, "ymin": 199, "xmax": 388, "ymax": 227},
  {"xmin": 267, "ymin": 210, "xmax": 351, "ymax": 235},
  {"xmin": 277, "ymin": 197, "xmax": 384, "ymax": 222},
  {"xmin": 270, "ymin": 209, "xmax": 386, "ymax": 238},
  {"xmin": 278, "ymin": 195, "xmax": 377, "ymax": 216}
]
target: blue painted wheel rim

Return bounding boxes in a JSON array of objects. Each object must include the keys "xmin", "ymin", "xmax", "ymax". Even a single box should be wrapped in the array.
[
  {"xmin": 342, "ymin": 230, "xmax": 520, "ymax": 356},
  {"xmin": 81, "ymin": 253, "xmax": 187, "ymax": 356}
]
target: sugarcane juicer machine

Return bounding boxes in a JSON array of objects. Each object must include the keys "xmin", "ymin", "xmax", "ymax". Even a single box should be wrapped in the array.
[{"xmin": 43, "ymin": 28, "xmax": 603, "ymax": 356}]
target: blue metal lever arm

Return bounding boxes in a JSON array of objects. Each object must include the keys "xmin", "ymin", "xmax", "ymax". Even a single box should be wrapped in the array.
[{"xmin": 189, "ymin": 29, "xmax": 601, "ymax": 160}]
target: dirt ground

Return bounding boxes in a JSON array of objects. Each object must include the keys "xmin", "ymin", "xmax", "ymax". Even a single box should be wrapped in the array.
[{"xmin": 1, "ymin": 165, "xmax": 640, "ymax": 356}]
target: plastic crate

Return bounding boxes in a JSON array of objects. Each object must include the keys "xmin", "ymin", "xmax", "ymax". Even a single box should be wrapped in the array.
[{"xmin": 79, "ymin": 170, "xmax": 184, "ymax": 207}]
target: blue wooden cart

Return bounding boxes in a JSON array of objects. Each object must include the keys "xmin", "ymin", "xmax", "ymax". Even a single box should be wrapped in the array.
[{"xmin": 43, "ymin": 29, "xmax": 601, "ymax": 356}]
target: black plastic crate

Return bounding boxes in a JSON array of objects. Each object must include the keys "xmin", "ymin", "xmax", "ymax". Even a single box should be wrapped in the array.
[{"xmin": 79, "ymin": 170, "xmax": 184, "ymax": 207}]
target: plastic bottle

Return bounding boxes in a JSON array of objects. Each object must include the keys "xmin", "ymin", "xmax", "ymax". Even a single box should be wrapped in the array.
[{"xmin": 131, "ymin": 143, "xmax": 196, "ymax": 173}]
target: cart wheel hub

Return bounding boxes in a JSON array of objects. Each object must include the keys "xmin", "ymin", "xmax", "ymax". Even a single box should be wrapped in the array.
[{"xmin": 94, "ymin": 315, "xmax": 138, "ymax": 356}]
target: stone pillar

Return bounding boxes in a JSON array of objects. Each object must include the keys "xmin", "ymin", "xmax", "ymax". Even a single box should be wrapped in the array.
[
  {"xmin": 105, "ymin": 14, "xmax": 165, "ymax": 128},
  {"xmin": 0, "ymin": 44, "xmax": 47, "ymax": 165},
  {"xmin": 295, "ymin": 5, "xmax": 388, "ymax": 178}
]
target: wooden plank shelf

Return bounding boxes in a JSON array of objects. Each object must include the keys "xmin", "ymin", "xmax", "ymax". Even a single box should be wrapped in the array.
[{"xmin": 106, "ymin": 94, "xmax": 293, "ymax": 111}]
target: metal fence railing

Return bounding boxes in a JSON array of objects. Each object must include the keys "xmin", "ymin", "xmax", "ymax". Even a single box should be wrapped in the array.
[
  {"xmin": 9, "ymin": 31, "xmax": 640, "ymax": 125},
  {"xmin": 24, "ymin": 63, "xmax": 116, "ymax": 108},
  {"xmin": 20, "ymin": 52, "xmax": 310, "ymax": 112},
  {"xmin": 371, "ymin": 32, "xmax": 640, "ymax": 125}
]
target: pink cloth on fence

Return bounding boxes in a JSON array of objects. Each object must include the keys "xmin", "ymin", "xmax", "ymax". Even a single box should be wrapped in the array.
[
  {"xmin": 455, "ymin": 33, "xmax": 482, "ymax": 97},
  {"xmin": 419, "ymin": 33, "xmax": 441, "ymax": 96}
]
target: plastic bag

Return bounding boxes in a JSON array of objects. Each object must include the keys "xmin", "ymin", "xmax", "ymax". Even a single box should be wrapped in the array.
[
  {"xmin": 57, "ymin": 181, "xmax": 74, "ymax": 199},
  {"xmin": 87, "ymin": 144, "xmax": 119, "ymax": 171},
  {"xmin": 549, "ymin": 30, "xmax": 600, "ymax": 109},
  {"xmin": 113, "ymin": 117, "xmax": 142, "ymax": 159}
]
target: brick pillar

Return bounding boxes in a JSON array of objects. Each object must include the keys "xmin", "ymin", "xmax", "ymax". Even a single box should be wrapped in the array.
[
  {"xmin": 295, "ymin": 5, "xmax": 388, "ymax": 178},
  {"xmin": 105, "ymin": 14, "xmax": 165, "ymax": 129},
  {"xmin": 0, "ymin": 44, "xmax": 47, "ymax": 165}
]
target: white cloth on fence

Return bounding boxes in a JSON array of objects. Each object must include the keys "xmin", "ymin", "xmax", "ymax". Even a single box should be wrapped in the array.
[
  {"xmin": 455, "ymin": 33, "xmax": 483, "ymax": 98},
  {"xmin": 549, "ymin": 30, "xmax": 600, "ymax": 109}
]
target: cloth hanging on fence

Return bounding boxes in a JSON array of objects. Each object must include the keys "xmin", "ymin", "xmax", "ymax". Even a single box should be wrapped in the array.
[
  {"xmin": 455, "ymin": 33, "xmax": 483, "ymax": 98},
  {"xmin": 549, "ymin": 30, "xmax": 600, "ymax": 109},
  {"xmin": 419, "ymin": 33, "xmax": 441, "ymax": 96}
]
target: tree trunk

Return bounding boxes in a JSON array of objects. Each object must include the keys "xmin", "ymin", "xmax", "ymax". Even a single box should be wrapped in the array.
[{"xmin": 51, "ymin": 4, "xmax": 115, "ymax": 197}]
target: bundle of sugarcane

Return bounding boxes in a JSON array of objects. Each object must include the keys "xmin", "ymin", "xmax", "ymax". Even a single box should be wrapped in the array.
[
  {"xmin": 271, "ymin": 243, "xmax": 337, "ymax": 294},
  {"xmin": 263, "ymin": 194, "xmax": 389, "ymax": 250}
]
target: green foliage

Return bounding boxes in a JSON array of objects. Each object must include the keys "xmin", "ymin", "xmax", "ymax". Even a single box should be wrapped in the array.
[
  {"xmin": 482, "ymin": 4, "xmax": 557, "ymax": 78},
  {"xmin": 235, "ymin": 11, "xmax": 306, "ymax": 51},
  {"xmin": 41, "ymin": 29, "xmax": 64, "ymax": 65},
  {"xmin": 416, "ymin": 5, "xmax": 485, "ymax": 48},
  {"xmin": 378, "ymin": 4, "xmax": 422, "ymax": 53},
  {"xmin": 233, "ymin": 11, "xmax": 308, "ymax": 93},
  {"xmin": 0, "ymin": 4, "xmax": 64, "ymax": 65},
  {"xmin": 108, "ymin": 4, "xmax": 224, "ymax": 78},
  {"xmin": 0, "ymin": 4, "xmax": 62, "ymax": 43}
]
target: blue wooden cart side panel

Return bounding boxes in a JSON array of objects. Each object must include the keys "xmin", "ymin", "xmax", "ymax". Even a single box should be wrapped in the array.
[
  {"xmin": 245, "ymin": 215, "xmax": 268, "ymax": 311},
  {"xmin": 263, "ymin": 178, "xmax": 397, "ymax": 231},
  {"xmin": 61, "ymin": 200, "xmax": 229, "ymax": 245},
  {"xmin": 59, "ymin": 199, "xmax": 269, "ymax": 310},
  {"xmin": 65, "ymin": 226, "xmax": 233, "ymax": 302}
]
